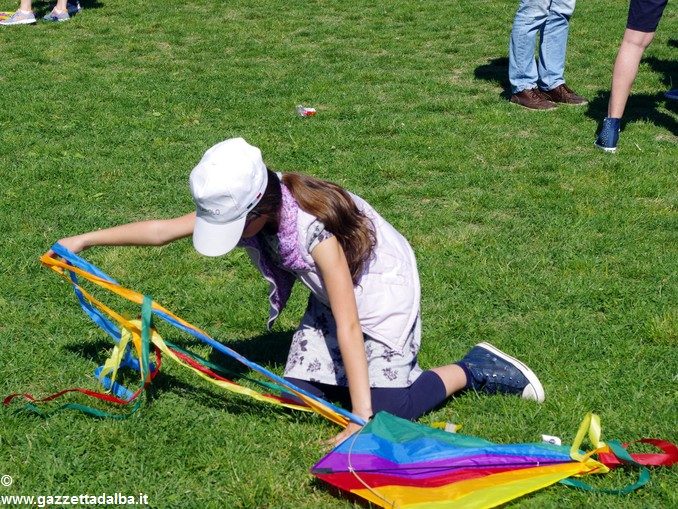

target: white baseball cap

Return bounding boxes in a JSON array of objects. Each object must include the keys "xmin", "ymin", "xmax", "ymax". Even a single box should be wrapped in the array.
[{"xmin": 189, "ymin": 138, "xmax": 268, "ymax": 257}]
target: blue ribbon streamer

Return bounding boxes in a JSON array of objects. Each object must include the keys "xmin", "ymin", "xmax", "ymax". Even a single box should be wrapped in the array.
[{"xmin": 51, "ymin": 243, "xmax": 365, "ymax": 426}]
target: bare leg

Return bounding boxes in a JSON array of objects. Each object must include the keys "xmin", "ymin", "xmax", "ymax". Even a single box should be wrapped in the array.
[
  {"xmin": 52, "ymin": 0, "xmax": 68, "ymax": 14},
  {"xmin": 19, "ymin": 0, "xmax": 32, "ymax": 12},
  {"xmin": 430, "ymin": 365, "xmax": 468, "ymax": 397},
  {"xmin": 608, "ymin": 29, "xmax": 656, "ymax": 118}
]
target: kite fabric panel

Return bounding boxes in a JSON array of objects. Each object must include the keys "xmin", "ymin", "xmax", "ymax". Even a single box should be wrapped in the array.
[{"xmin": 312, "ymin": 412, "xmax": 612, "ymax": 509}]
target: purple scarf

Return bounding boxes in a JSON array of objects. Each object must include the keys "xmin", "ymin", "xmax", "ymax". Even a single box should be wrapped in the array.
[{"xmin": 238, "ymin": 182, "xmax": 311, "ymax": 328}]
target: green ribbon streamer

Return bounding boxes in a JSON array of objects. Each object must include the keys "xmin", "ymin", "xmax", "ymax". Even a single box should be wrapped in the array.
[
  {"xmin": 20, "ymin": 398, "xmax": 143, "ymax": 420},
  {"xmin": 140, "ymin": 295, "xmax": 152, "ymax": 383},
  {"xmin": 561, "ymin": 440, "xmax": 650, "ymax": 494}
]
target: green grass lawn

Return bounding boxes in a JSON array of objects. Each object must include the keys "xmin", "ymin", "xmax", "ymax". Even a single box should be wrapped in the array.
[{"xmin": 0, "ymin": 0, "xmax": 676, "ymax": 507}]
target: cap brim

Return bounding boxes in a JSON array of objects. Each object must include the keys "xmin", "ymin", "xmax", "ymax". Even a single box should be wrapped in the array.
[{"xmin": 192, "ymin": 215, "xmax": 247, "ymax": 257}]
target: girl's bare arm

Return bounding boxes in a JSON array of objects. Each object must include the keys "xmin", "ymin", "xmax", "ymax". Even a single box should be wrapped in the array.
[
  {"xmin": 312, "ymin": 236, "xmax": 371, "ymax": 444},
  {"xmin": 53, "ymin": 212, "xmax": 196, "ymax": 254}
]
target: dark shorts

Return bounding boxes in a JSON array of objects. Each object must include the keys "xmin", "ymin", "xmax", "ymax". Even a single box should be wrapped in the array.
[
  {"xmin": 285, "ymin": 370, "xmax": 447, "ymax": 421},
  {"xmin": 627, "ymin": 0, "xmax": 669, "ymax": 32}
]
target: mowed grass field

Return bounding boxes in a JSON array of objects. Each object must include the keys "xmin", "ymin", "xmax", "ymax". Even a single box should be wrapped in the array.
[{"xmin": 0, "ymin": 1, "xmax": 676, "ymax": 507}]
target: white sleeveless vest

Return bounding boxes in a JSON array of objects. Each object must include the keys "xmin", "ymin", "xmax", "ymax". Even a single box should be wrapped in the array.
[{"xmin": 280, "ymin": 193, "xmax": 420, "ymax": 352}]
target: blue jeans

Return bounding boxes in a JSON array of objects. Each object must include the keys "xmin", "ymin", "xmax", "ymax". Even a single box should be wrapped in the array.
[{"xmin": 508, "ymin": 0, "xmax": 576, "ymax": 94}]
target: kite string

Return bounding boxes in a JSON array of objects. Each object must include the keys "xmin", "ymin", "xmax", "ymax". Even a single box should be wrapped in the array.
[{"xmin": 347, "ymin": 426, "xmax": 397, "ymax": 509}]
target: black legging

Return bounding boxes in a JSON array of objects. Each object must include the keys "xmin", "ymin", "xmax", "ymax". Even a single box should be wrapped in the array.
[{"xmin": 285, "ymin": 370, "xmax": 447, "ymax": 421}]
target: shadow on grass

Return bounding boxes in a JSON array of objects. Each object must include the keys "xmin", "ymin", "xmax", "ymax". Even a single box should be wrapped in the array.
[
  {"xmin": 145, "ymin": 370, "xmax": 317, "ymax": 419},
  {"xmin": 31, "ymin": 0, "xmax": 104, "ymax": 10},
  {"xmin": 63, "ymin": 338, "xmax": 112, "ymax": 363},
  {"xmin": 61, "ymin": 329, "xmax": 298, "ymax": 415},
  {"xmin": 473, "ymin": 57, "xmax": 512, "ymax": 101},
  {"xmin": 646, "ymin": 55, "xmax": 678, "ymax": 119},
  {"xmin": 79, "ymin": 0, "xmax": 104, "ymax": 9},
  {"xmin": 63, "ymin": 329, "xmax": 294, "ymax": 378},
  {"xmin": 21, "ymin": 0, "xmax": 104, "ymax": 18},
  {"xmin": 645, "ymin": 55, "xmax": 678, "ymax": 90},
  {"xmin": 207, "ymin": 330, "xmax": 294, "ymax": 378}
]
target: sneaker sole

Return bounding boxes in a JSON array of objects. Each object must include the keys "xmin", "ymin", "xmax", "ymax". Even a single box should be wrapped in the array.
[
  {"xmin": 475, "ymin": 342, "xmax": 545, "ymax": 403},
  {"xmin": 594, "ymin": 142, "xmax": 616, "ymax": 153},
  {"xmin": 0, "ymin": 18, "xmax": 36, "ymax": 25}
]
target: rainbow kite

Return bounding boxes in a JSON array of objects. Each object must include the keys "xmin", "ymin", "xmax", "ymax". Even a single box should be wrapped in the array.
[
  {"xmin": 312, "ymin": 412, "xmax": 676, "ymax": 508},
  {"xmin": 5, "ymin": 245, "xmax": 676, "ymax": 508}
]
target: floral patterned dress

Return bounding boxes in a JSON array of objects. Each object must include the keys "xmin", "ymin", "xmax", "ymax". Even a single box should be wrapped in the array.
[{"xmin": 260, "ymin": 220, "xmax": 423, "ymax": 388}]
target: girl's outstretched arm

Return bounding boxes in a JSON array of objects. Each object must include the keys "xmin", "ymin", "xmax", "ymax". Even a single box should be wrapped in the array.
[
  {"xmin": 53, "ymin": 212, "xmax": 196, "ymax": 254},
  {"xmin": 311, "ymin": 236, "xmax": 372, "ymax": 445}
]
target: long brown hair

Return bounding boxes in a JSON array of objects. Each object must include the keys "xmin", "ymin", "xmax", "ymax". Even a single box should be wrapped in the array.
[{"xmin": 250, "ymin": 169, "xmax": 376, "ymax": 282}]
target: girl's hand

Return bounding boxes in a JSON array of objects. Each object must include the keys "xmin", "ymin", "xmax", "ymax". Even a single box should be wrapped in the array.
[
  {"xmin": 325, "ymin": 422, "xmax": 364, "ymax": 448},
  {"xmin": 46, "ymin": 235, "xmax": 88, "ymax": 258}
]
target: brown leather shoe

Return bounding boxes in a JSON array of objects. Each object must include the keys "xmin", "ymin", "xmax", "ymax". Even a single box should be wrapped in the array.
[
  {"xmin": 541, "ymin": 84, "xmax": 588, "ymax": 105},
  {"xmin": 510, "ymin": 88, "xmax": 557, "ymax": 110}
]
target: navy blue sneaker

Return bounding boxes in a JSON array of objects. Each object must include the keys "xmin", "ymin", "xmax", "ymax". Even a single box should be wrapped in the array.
[
  {"xmin": 665, "ymin": 88, "xmax": 678, "ymax": 101},
  {"xmin": 595, "ymin": 117, "xmax": 621, "ymax": 153},
  {"xmin": 67, "ymin": 1, "xmax": 81, "ymax": 15},
  {"xmin": 459, "ymin": 342, "xmax": 545, "ymax": 402}
]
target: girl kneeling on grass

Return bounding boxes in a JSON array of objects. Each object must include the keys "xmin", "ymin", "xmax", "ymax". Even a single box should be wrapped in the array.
[{"xmin": 52, "ymin": 138, "xmax": 545, "ymax": 444}]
